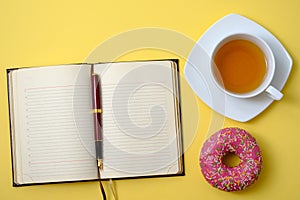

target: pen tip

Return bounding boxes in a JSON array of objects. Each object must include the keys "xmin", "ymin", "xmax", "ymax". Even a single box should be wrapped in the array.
[{"xmin": 97, "ymin": 159, "xmax": 103, "ymax": 171}]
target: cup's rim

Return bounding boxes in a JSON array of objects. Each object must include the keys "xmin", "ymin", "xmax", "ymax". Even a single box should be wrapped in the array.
[{"xmin": 210, "ymin": 33, "xmax": 275, "ymax": 99}]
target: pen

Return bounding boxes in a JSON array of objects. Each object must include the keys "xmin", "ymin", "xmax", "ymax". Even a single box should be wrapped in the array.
[
  {"xmin": 91, "ymin": 66, "xmax": 107, "ymax": 200},
  {"xmin": 91, "ymin": 66, "xmax": 103, "ymax": 171}
]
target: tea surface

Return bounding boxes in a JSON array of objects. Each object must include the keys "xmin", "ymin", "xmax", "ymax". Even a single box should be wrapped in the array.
[{"xmin": 214, "ymin": 39, "xmax": 267, "ymax": 94}]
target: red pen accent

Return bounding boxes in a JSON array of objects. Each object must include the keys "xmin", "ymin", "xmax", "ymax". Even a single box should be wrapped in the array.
[{"xmin": 91, "ymin": 65, "xmax": 103, "ymax": 170}]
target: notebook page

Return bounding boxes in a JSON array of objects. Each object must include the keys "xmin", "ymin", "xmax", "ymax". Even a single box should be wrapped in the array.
[
  {"xmin": 94, "ymin": 61, "xmax": 182, "ymax": 178},
  {"xmin": 10, "ymin": 65, "xmax": 97, "ymax": 184}
]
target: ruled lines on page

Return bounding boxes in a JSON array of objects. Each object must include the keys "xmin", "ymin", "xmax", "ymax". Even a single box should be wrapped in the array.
[
  {"xmin": 22, "ymin": 84, "xmax": 97, "ymax": 182},
  {"xmin": 102, "ymin": 84, "xmax": 171, "ymax": 176}
]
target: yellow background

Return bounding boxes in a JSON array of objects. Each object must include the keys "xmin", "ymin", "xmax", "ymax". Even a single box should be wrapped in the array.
[{"xmin": 0, "ymin": 0, "xmax": 299, "ymax": 199}]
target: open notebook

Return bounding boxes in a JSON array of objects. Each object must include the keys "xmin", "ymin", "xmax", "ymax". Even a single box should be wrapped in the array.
[{"xmin": 8, "ymin": 60, "xmax": 183, "ymax": 186}]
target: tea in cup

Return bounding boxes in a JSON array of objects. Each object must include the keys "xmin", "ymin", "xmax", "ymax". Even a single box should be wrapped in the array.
[{"xmin": 211, "ymin": 33, "xmax": 282, "ymax": 100}]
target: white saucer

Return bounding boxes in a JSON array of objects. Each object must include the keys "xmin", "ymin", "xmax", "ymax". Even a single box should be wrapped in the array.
[{"xmin": 184, "ymin": 14, "xmax": 292, "ymax": 122}]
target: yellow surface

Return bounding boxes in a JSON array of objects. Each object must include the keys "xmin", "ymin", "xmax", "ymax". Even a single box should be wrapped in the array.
[{"xmin": 0, "ymin": 0, "xmax": 300, "ymax": 199}]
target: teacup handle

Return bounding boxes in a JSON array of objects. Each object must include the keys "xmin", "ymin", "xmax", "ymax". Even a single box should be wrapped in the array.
[{"xmin": 265, "ymin": 85, "xmax": 283, "ymax": 100}]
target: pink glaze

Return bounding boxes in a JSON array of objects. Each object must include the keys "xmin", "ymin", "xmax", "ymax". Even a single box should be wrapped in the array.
[{"xmin": 200, "ymin": 127, "xmax": 262, "ymax": 191}]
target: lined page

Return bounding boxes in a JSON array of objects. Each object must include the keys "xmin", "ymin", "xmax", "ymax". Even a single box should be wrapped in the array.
[
  {"xmin": 94, "ymin": 61, "xmax": 181, "ymax": 178},
  {"xmin": 10, "ymin": 65, "xmax": 97, "ymax": 184}
]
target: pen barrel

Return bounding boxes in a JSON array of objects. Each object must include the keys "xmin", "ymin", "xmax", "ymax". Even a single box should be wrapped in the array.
[
  {"xmin": 95, "ymin": 140, "xmax": 103, "ymax": 159},
  {"xmin": 91, "ymin": 73, "xmax": 103, "ymax": 141},
  {"xmin": 91, "ymin": 72, "xmax": 103, "ymax": 159},
  {"xmin": 93, "ymin": 112, "xmax": 102, "ymax": 140}
]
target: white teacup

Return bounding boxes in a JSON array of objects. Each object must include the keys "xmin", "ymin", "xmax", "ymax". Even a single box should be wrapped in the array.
[{"xmin": 210, "ymin": 33, "xmax": 283, "ymax": 100}]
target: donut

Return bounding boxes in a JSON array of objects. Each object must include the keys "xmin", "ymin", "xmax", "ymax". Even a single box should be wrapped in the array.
[{"xmin": 200, "ymin": 127, "xmax": 262, "ymax": 191}]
